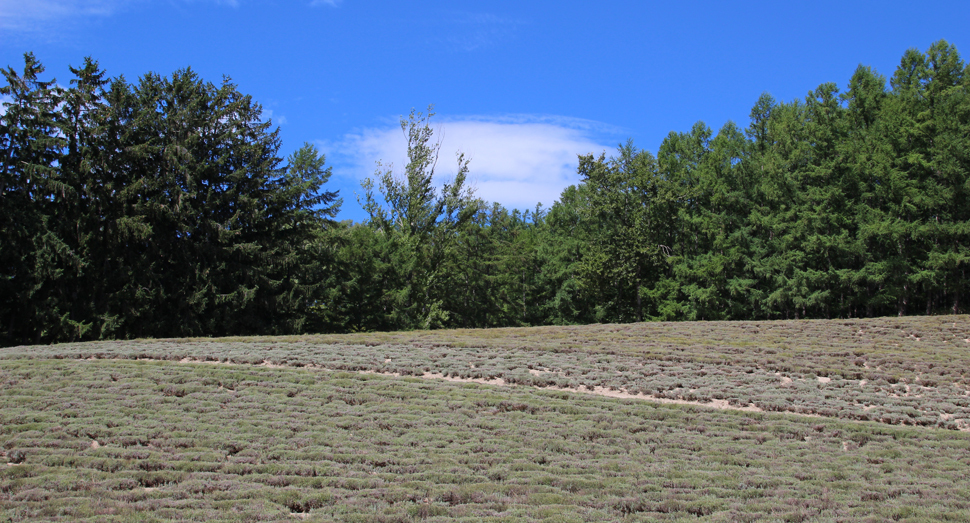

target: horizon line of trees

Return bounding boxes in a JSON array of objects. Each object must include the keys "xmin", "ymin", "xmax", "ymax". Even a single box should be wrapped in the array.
[{"xmin": 2, "ymin": 40, "xmax": 967, "ymax": 347}]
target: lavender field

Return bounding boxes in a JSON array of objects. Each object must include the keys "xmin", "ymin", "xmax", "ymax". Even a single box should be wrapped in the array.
[{"xmin": 2, "ymin": 316, "xmax": 969, "ymax": 521}]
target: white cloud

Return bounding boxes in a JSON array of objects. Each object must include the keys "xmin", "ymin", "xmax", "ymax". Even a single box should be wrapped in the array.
[
  {"xmin": 333, "ymin": 114, "xmax": 619, "ymax": 211},
  {"xmin": 308, "ymin": 0, "xmax": 340, "ymax": 7},
  {"xmin": 0, "ymin": 0, "xmax": 246, "ymax": 31},
  {"xmin": 0, "ymin": 0, "xmax": 121, "ymax": 30},
  {"xmin": 262, "ymin": 109, "xmax": 287, "ymax": 126}
]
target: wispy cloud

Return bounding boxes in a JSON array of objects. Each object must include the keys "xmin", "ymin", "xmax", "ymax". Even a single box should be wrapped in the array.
[
  {"xmin": 0, "ymin": 0, "xmax": 122, "ymax": 30},
  {"xmin": 433, "ymin": 12, "xmax": 524, "ymax": 52},
  {"xmin": 0, "ymin": 0, "xmax": 246, "ymax": 32},
  {"xmin": 308, "ymin": 0, "xmax": 341, "ymax": 7},
  {"xmin": 330, "ymin": 114, "xmax": 620, "ymax": 211},
  {"xmin": 262, "ymin": 109, "xmax": 287, "ymax": 126}
]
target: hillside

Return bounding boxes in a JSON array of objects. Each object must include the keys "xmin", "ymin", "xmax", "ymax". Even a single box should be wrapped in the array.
[{"xmin": 2, "ymin": 316, "xmax": 969, "ymax": 521}]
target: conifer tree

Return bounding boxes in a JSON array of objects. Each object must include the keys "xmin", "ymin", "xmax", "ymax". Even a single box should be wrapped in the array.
[{"xmin": 0, "ymin": 53, "xmax": 77, "ymax": 344}]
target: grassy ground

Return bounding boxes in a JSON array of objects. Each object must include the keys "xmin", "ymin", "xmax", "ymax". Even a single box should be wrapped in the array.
[{"xmin": 2, "ymin": 316, "xmax": 970, "ymax": 521}]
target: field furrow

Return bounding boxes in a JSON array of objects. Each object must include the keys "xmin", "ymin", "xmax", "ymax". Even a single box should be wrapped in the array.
[{"xmin": 2, "ymin": 316, "xmax": 970, "ymax": 521}]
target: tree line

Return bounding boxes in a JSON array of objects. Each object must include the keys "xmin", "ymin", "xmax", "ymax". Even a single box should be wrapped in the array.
[{"xmin": 1, "ymin": 40, "xmax": 967, "ymax": 347}]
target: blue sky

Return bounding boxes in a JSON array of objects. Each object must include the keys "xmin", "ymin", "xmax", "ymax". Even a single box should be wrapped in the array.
[{"xmin": 2, "ymin": 1, "xmax": 968, "ymax": 222}]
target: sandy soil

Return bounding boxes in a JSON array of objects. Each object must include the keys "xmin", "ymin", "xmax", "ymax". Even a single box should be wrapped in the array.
[
  {"xmin": 75, "ymin": 355, "xmax": 967, "ymax": 429},
  {"xmin": 170, "ymin": 357, "xmax": 765, "ymax": 414}
]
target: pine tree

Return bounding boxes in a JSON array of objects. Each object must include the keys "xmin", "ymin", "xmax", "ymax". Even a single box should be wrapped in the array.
[{"xmin": 0, "ymin": 53, "xmax": 78, "ymax": 345}]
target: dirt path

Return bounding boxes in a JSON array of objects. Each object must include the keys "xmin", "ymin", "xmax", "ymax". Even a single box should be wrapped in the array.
[
  {"xmin": 70, "ymin": 354, "xmax": 970, "ymax": 430},
  {"xmin": 77, "ymin": 354, "xmax": 969, "ymax": 431},
  {"xmin": 160, "ymin": 356, "xmax": 769, "ymax": 414}
]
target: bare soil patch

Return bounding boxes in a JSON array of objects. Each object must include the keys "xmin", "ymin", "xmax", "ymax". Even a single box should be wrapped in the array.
[
  {"xmin": 155, "ymin": 357, "xmax": 772, "ymax": 415},
  {"xmin": 5, "ymin": 315, "xmax": 969, "ymax": 431}
]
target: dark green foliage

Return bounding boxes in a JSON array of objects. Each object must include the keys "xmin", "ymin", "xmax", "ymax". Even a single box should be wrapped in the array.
[
  {"xmin": 2, "ymin": 41, "xmax": 969, "ymax": 343},
  {"xmin": 578, "ymin": 140, "xmax": 691, "ymax": 322},
  {"xmin": 527, "ymin": 184, "xmax": 594, "ymax": 326},
  {"xmin": 0, "ymin": 53, "xmax": 77, "ymax": 345},
  {"xmin": 106, "ymin": 69, "xmax": 324, "ymax": 337},
  {"xmin": 0, "ymin": 57, "xmax": 337, "ymax": 346},
  {"xmin": 540, "ymin": 39, "xmax": 969, "ymax": 324}
]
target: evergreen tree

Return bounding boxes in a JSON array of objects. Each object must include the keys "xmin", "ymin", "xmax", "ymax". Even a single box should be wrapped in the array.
[
  {"xmin": 581, "ymin": 142, "xmax": 670, "ymax": 322},
  {"xmin": 536, "ymin": 184, "xmax": 596, "ymax": 325},
  {"xmin": 917, "ymin": 41, "xmax": 968, "ymax": 314},
  {"xmin": 676, "ymin": 121, "xmax": 758, "ymax": 320},
  {"xmin": 842, "ymin": 64, "xmax": 893, "ymax": 316},
  {"xmin": 58, "ymin": 57, "xmax": 113, "ymax": 338},
  {"xmin": 0, "ymin": 53, "xmax": 77, "ymax": 345},
  {"xmin": 4, "ymin": 42, "xmax": 968, "ymax": 345}
]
